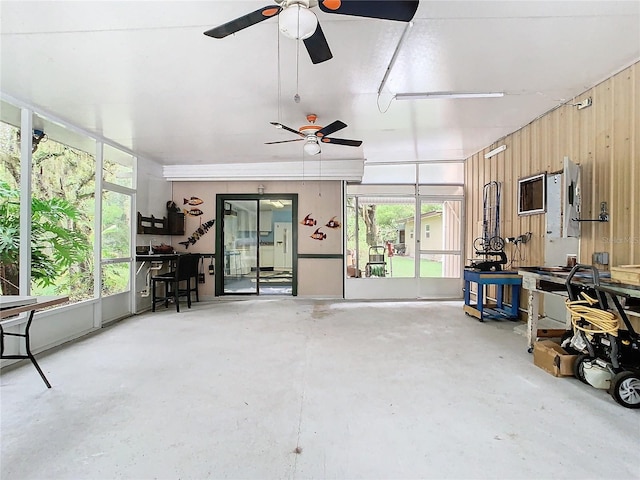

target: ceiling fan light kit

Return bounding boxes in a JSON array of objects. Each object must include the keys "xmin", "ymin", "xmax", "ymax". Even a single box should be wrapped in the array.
[
  {"xmin": 279, "ymin": 2, "xmax": 318, "ymax": 40},
  {"xmin": 303, "ymin": 139, "xmax": 322, "ymax": 155}
]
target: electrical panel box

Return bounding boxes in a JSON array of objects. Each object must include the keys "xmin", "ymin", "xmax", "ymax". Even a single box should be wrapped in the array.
[
  {"xmin": 563, "ymin": 156, "xmax": 581, "ymax": 238},
  {"xmin": 545, "ymin": 156, "xmax": 581, "ymax": 239}
]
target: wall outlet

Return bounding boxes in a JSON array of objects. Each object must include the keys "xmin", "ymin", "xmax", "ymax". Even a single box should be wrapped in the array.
[{"xmin": 592, "ymin": 252, "xmax": 609, "ymax": 265}]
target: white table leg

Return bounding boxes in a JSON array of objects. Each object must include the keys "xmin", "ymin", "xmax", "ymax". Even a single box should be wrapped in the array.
[{"xmin": 527, "ymin": 289, "xmax": 540, "ymax": 352}]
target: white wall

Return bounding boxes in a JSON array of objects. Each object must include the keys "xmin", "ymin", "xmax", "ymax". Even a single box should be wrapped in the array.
[
  {"xmin": 166, "ymin": 180, "xmax": 344, "ymax": 299},
  {"xmin": 135, "ymin": 157, "xmax": 172, "ymax": 312}
]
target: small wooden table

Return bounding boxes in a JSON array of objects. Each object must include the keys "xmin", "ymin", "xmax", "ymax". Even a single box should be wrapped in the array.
[{"xmin": 1, "ymin": 296, "xmax": 69, "ymax": 388}]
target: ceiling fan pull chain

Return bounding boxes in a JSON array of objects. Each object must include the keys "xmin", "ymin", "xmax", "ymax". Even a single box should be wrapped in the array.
[
  {"xmin": 277, "ymin": 23, "xmax": 282, "ymax": 123},
  {"xmin": 294, "ymin": 5, "xmax": 300, "ymax": 103},
  {"xmin": 318, "ymin": 150, "xmax": 322, "ymax": 197}
]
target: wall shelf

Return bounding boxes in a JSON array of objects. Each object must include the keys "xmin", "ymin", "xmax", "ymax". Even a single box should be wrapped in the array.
[{"xmin": 137, "ymin": 211, "xmax": 185, "ymax": 235}]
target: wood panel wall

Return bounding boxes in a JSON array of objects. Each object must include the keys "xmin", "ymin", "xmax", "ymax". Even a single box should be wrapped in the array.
[{"xmin": 465, "ymin": 61, "xmax": 639, "ymax": 270}]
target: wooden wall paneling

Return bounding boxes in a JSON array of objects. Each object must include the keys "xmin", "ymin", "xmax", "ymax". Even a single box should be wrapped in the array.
[
  {"xmin": 577, "ymin": 87, "xmax": 596, "ymax": 263},
  {"xmin": 490, "ymin": 150, "xmax": 500, "ymax": 299},
  {"xmin": 632, "ymin": 65, "xmax": 640, "ymax": 263},
  {"xmin": 551, "ymin": 108, "xmax": 559, "ymax": 168},
  {"xmin": 465, "ymin": 155, "xmax": 473, "ymax": 261},
  {"xmin": 469, "ymin": 153, "xmax": 476, "ymax": 253},
  {"xmin": 466, "ymin": 153, "xmax": 473, "ymax": 261},
  {"xmin": 502, "ymin": 137, "xmax": 513, "ymax": 246},
  {"xmin": 568, "ymin": 102, "xmax": 578, "ymax": 161},
  {"xmin": 467, "ymin": 152, "xmax": 479, "ymax": 298},
  {"xmin": 464, "ymin": 158, "xmax": 469, "ymax": 259},
  {"xmin": 464, "ymin": 62, "xmax": 639, "ymax": 316},
  {"xmin": 517, "ymin": 127, "xmax": 529, "ymax": 265},
  {"xmin": 593, "ymin": 78, "xmax": 614, "ymax": 265},
  {"xmin": 508, "ymin": 133, "xmax": 520, "ymax": 267},
  {"xmin": 525, "ymin": 123, "xmax": 538, "ymax": 265},
  {"xmin": 556, "ymin": 106, "xmax": 571, "ymax": 167},
  {"xmin": 468, "ymin": 153, "xmax": 478, "ymax": 261},
  {"xmin": 612, "ymin": 69, "xmax": 633, "ymax": 266},
  {"xmin": 464, "ymin": 157, "xmax": 469, "ymax": 258},
  {"xmin": 475, "ymin": 152, "xmax": 483, "ymax": 257}
]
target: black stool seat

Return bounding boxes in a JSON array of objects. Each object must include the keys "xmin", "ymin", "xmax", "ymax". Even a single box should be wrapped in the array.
[{"xmin": 151, "ymin": 254, "xmax": 200, "ymax": 312}]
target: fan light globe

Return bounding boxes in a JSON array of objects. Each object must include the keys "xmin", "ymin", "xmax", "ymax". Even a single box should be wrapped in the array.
[
  {"xmin": 303, "ymin": 139, "xmax": 321, "ymax": 155},
  {"xmin": 279, "ymin": 4, "xmax": 318, "ymax": 40}
]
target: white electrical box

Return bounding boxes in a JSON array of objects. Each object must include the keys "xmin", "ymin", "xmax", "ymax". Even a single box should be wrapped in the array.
[
  {"xmin": 546, "ymin": 157, "xmax": 581, "ymax": 238},
  {"xmin": 563, "ymin": 156, "xmax": 581, "ymax": 238}
]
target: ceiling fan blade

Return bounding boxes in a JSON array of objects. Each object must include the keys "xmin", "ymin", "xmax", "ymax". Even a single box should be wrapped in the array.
[
  {"xmin": 318, "ymin": 0, "xmax": 419, "ymax": 22},
  {"xmin": 321, "ymin": 137, "xmax": 363, "ymax": 147},
  {"xmin": 303, "ymin": 22, "xmax": 333, "ymax": 64},
  {"xmin": 270, "ymin": 122, "xmax": 305, "ymax": 138},
  {"xmin": 204, "ymin": 5, "xmax": 282, "ymax": 38},
  {"xmin": 316, "ymin": 120, "xmax": 347, "ymax": 138},
  {"xmin": 265, "ymin": 139, "xmax": 305, "ymax": 145}
]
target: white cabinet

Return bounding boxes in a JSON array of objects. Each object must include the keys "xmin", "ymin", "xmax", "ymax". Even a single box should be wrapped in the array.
[
  {"xmin": 239, "ymin": 209, "xmax": 257, "ymax": 232},
  {"xmin": 260, "ymin": 245, "xmax": 274, "ymax": 268},
  {"xmin": 259, "ymin": 210, "xmax": 273, "ymax": 232}
]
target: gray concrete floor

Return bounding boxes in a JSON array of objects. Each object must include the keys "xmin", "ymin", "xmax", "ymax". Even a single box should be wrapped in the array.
[{"xmin": 1, "ymin": 299, "xmax": 638, "ymax": 479}]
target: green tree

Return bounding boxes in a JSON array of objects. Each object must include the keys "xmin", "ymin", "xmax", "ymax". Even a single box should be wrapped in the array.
[{"xmin": 0, "ymin": 181, "xmax": 91, "ymax": 295}]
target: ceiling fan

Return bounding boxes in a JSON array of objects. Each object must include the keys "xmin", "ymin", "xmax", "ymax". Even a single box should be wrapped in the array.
[
  {"xmin": 204, "ymin": 0, "xmax": 419, "ymax": 64},
  {"xmin": 266, "ymin": 114, "xmax": 362, "ymax": 155}
]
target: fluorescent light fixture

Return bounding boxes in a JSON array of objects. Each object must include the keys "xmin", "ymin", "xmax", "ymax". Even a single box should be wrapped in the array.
[
  {"xmin": 394, "ymin": 92, "xmax": 504, "ymax": 100},
  {"xmin": 377, "ymin": 22, "xmax": 414, "ymax": 95},
  {"xmin": 484, "ymin": 145, "xmax": 507, "ymax": 159}
]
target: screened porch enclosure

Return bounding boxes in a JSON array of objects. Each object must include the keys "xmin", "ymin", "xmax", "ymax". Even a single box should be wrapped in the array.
[{"xmin": 345, "ymin": 162, "xmax": 464, "ymax": 300}]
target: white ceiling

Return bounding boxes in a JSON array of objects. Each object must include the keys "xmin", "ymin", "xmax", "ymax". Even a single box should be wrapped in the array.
[{"xmin": 1, "ymin": 1, "xmax": 639, "ymax": 167}]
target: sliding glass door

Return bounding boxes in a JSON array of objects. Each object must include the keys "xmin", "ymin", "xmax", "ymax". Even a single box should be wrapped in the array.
[
  {"xmin": 216, "ymin": 195, "xmax": 297, "ymax": 296},
  {"xmin": 221, "ymin": 200, "xmax": 258, "ymax": 294}
]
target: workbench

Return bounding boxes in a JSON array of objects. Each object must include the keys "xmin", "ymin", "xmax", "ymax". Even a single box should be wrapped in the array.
[
  {"xmin": 518, "ymin": 267, "xmax": 640, "ymax": 352},
  {"xmin": 463, "ymin": 269, "xmax": 522, "ymax": 322}
]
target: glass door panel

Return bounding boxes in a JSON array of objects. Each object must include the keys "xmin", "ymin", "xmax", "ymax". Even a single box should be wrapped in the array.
[
  {"xmin": 418, "ymin": 199, "xmax": 462, "ymax": 278},
  {"xmin": 223, "ymin": 200, "xmax": 258, "ymax": 294},
  {"xmin": 258, "ymin": 199, "xmax": 293, "ymax": 295},
  {"xmin": 101, "ymin": 189, "xmax": 132, "ymax": 297},
  {"xmin": 345, "ymin": 196, "xmax": 416, "ymax": 278}
]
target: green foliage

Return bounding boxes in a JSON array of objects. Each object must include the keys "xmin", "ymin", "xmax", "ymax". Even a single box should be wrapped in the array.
[
  {"xmin": 0, "ymin": 180, "xmax": 91, "ymax": 293},
  {"xmin": 375, "ymin": 204, "xmax": 413, "ymax": 243},
  {"xmin": 0, "ymin": 120, "xmax": 133, "ymax": 299}
]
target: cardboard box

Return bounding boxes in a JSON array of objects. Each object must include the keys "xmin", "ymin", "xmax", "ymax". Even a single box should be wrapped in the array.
[
  {"xmin": 346, "ymin": 266, "xmax": 361, "ymax": 278},
  {"xmin": 533, "ymin": 340, "xmax": 578, "ymax": 377}
]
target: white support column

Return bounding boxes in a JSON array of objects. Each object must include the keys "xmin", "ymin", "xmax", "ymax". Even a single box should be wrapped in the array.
[
  {"xmin": 19, "ymin": 108, "xmax": 32, "ymax": 295},
  {"xmin": 130, "ymin": 190, "xmax": 137, "ymax": 315},
  {"xmin": 94, "ymin": 142, "xmax": 103, "ymax": 328}
]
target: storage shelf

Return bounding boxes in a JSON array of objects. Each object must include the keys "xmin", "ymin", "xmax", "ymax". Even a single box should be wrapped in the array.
[{"xmin": 137, "ymin": 211, "xmax": 185, "ymax": 235}]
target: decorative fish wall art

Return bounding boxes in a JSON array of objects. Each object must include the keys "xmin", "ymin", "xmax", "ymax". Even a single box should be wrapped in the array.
[
  {"xmin": 184, "ymin": 208, "xmax": 204, "ymax": 217},
  {"xmin": 184, "ymin": 197, "xmax": 204, "ymax": 206},
  {"xmin": 325, "ymin": 216, "xmax": 341, "ymax": 229},
  {"xmin": 310, "ymin": 228, "xmax": 327, "ymax": 241},
  {"xmin": 301, "ymin": 214, "xmax": 317, "ymax": 226},
  {"xmin": 179, "ymin": 218, "xmax": 215, "ymax": 249}
]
